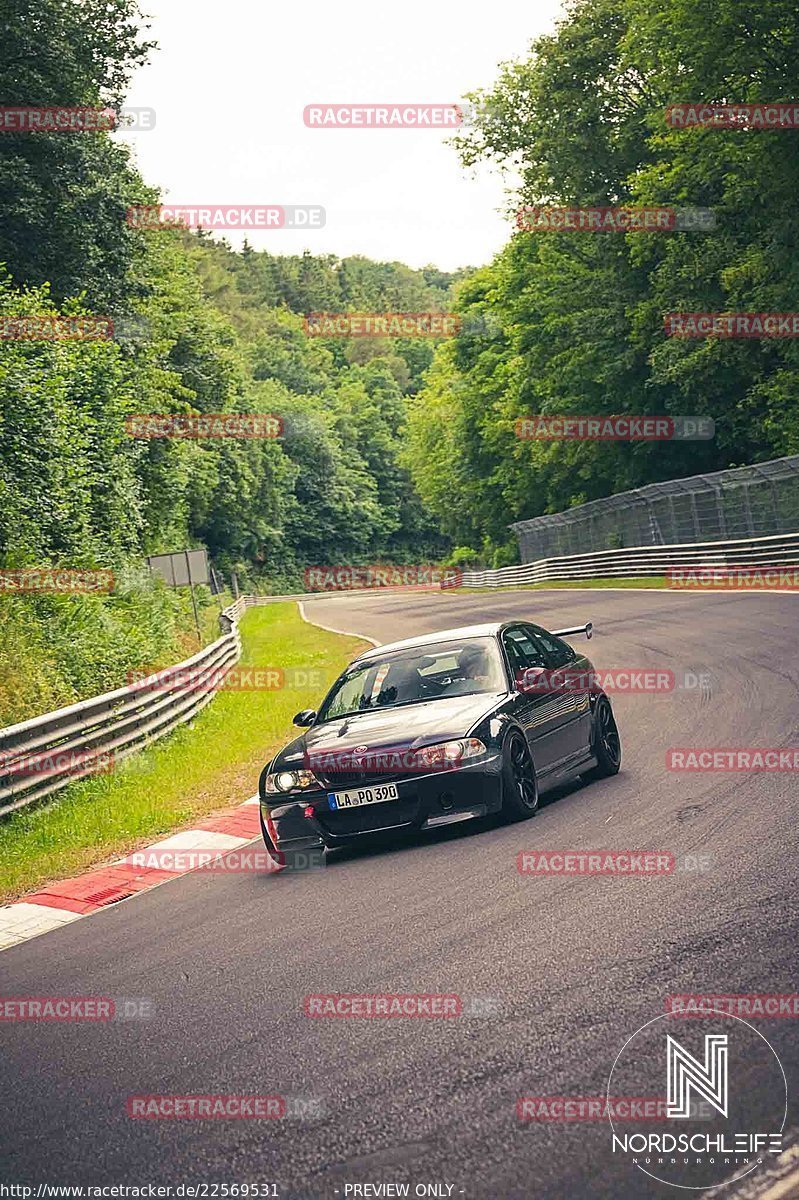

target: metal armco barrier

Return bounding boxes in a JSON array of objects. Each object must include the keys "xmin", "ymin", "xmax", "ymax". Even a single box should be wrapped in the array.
[
  {"xmin": 449, "ymin": 531, "xmax": 799, "ymax": 589},
  {"xmin": 0, "ymin": 595, "xmax": 260, "ymax": 818}
]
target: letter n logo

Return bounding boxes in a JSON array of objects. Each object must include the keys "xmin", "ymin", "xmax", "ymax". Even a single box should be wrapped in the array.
[{"xmin": 666, "ymin": 1034, "xmax": 728, "ymax": 1118}]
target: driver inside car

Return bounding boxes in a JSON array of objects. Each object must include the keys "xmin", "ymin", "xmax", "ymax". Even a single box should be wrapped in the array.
[{"xmin": 446, "ymin": 644, "xmax": 493, "ymax": 694}]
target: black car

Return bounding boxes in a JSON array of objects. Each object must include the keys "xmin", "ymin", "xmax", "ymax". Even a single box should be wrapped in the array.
[{"xmin": 258, "ymin": 619, "xmax": 621, "ymax": 860}]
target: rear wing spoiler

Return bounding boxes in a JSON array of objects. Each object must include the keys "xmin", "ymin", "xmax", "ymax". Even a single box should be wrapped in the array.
[{"xmin": 552, "ymin": 621, "xmax": 593, "ymax": 640}]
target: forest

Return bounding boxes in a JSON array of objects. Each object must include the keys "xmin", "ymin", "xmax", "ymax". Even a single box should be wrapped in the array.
[{"xmin": 2, "ymin": 0, "xmax": 798, "ymax": 718}]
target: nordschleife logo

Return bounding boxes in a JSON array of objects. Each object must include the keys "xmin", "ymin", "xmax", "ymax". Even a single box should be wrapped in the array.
[
  {"xmin": 666, "ymin": 1034, "xmax": 728, "ymax": 1119},
  {"xmin": 607, "ymin": 1010, "xmax": 786, "ymax": 1189}
]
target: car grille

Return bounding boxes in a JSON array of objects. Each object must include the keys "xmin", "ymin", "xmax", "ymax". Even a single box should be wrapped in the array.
[
  {"xmin": 316, "ymin": 767, "xmax": 404, "ymax": 789},
  {"xmin": 319, "ymin": 797, "xmax": 421, "ymax": 834}
]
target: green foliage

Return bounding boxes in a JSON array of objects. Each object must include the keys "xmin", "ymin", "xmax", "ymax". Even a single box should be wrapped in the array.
[
  {"xmin": 406, "ymin": 0, "xmax": 799, "ymax": 550},
  {"xmin": 491, "ymin": 541, "xmax": 520, "ymax": 570},
  {"xmin": 0, "ymin": 0, "xmax": 457, "ymax": 723},
  {"xmin": 10, "ymin": 0, "xmax": 793, "ymax": 726},
  {"xmin": 0, "ymin": 273, "xmax": 145, "ymax": 564},
  {"xmin": 445, "ymin": 546, "xmax": 482, "ymax": 569},
  {"xmin": 0, "ymin": 574, "xmax": 220, "ymax": 726},
  {"xmin": 0, "ymin": 0, "xmax": 154, "ymax": 307}
]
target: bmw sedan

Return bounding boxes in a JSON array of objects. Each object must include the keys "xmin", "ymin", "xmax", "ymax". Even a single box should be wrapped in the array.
[{"xmin": 258, "ymin": 619, "xmax": 621, "ymax": 861}]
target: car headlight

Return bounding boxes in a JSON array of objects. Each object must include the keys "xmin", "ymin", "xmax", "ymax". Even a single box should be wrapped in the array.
[
  {"xmin": 414, "ymin": 738, "xmax": 486, "ymax": 771},
  {"xmin": 264, "ymin": 769, "xmax": 321, "ymax": 794}
]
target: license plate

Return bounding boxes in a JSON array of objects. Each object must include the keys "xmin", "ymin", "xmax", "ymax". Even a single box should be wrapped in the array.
[{"xmin": 328, "ymin": 783, "xmax": 399, "ymax": 810}]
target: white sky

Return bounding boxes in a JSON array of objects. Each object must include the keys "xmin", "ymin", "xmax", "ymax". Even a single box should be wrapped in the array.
[{"xmin": 119, "ymin": 0, "xmax": 565, "ymax": 271}]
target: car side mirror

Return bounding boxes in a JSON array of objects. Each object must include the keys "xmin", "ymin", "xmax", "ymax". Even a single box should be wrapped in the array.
[
  {"xmin": 292, "ymin": 709, "xmax": 316, "ymax": 727},
  {"xmin": 517, "ymin": 665, "xmax": 548, "ymax": 693}
]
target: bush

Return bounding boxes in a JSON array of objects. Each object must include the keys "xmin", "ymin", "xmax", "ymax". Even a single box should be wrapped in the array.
[
  {"xmin": 444, "ymin": 546, "xmax": 481, "ymax": 569},
  {"xmin": 0, "ymin": 570, "xmax": 222, "ymax": 726},
  {"xmin": 491, "ymin": 541, "xmax": 520, "ymax": 569}
]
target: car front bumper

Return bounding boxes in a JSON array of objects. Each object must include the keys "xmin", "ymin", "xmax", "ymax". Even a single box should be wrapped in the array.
[{"xmin": 261, "ymin": 754, "xmax": 503, "ymax": 851}]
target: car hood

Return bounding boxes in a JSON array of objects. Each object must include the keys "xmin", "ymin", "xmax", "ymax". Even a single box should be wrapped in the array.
[{"xmin": 275, "ymin": 692, "xmax": 505, "ymax": 766}]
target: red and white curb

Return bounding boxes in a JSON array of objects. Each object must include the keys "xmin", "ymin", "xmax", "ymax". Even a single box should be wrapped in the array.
[
  {"xmin": 0, "ymin": 795, "xmax": 265, "ymax": 953},
  {"xmin": 0, "ymin": 605, "xmax": 376, "ymax": 956}
]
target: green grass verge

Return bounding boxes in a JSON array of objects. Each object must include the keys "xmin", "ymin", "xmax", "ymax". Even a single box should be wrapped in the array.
[
  {"xmin": 455, "ymin": 576, "xmax": 669, "ymax": 592},
  {"xmin": 0, "ymin": 602, "xmax": 367, "ymax": 903}
]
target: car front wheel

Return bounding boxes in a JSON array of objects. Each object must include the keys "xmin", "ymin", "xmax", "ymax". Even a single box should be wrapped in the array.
[{"xmin": 501, "ymin": 730, "xmax": 539, "ymax": 821}]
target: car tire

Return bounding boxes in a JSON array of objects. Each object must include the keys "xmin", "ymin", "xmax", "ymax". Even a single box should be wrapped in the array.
[
  {"xmin": 584, "ymin": 694, "xmax": 622, "ymax": 779},
  {"xmin": 501, "ymin": 730, "xmax": 539, "ymax": 821}
]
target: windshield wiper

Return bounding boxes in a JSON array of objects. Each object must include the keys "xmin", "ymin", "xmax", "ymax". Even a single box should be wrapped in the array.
[
  {"xmin": 389, "ymin": 693, "xmax": 468, "ymax": 708},
  {"xmin": 372, "ymin": 690, "xmax": 499, "ymax": 711},
  {"xmin": 316, "ymin": 705, "xmax": 379, "ymax": 724}
]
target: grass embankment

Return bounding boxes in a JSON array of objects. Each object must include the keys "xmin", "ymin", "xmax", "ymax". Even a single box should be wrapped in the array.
[
  {"xmin": 0, "ymin": 580, "xmax": 226, "ymax": 727},
  {"xmin": 0, "ymin": 602, "xmax": 367, "ymax": 903},
  {"xmin": 456, "ymin": 576, "xmax": 669, "ymax": 592}
]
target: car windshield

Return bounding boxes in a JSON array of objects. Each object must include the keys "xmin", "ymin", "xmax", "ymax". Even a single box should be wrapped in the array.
[{"xmin": 316, "ymin": 637, "xmax": 507, "ymax": 723}]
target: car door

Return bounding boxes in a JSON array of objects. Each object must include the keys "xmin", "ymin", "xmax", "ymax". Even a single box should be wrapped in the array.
[
  {"xmin": 526, "ymin": 624, "xmax": 593, "ymax": 760},
  {"xmin": 501, "ymin": 625, "xmax": 572, "ymax": 775}
]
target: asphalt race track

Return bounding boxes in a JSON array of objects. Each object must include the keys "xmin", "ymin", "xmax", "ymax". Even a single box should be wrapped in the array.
[{"xmin": 2, "ymin": 587, "xmax": 798, "ymax": 1199}]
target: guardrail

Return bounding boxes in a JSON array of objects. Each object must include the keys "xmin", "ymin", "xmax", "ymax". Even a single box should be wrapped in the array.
[
  {"xmin": 450, "ymin": 531, "xmax": 799, "ymax": 589},
  {"xmin": 6, "ymin": 535, "xmax": 798, "ymax": 816},
  {"xmin": 0, "ymin": 596, "xmax": 255, "ymax": 818}
]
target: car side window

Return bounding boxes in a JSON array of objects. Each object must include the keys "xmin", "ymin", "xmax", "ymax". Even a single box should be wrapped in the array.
[
  {"xmin": 526, "ymin": 625, "xmax": 577, "ymax": 668},
  {"xmin": 502, "ymin": 627, "xmax": 548, "ymax": 675}
]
